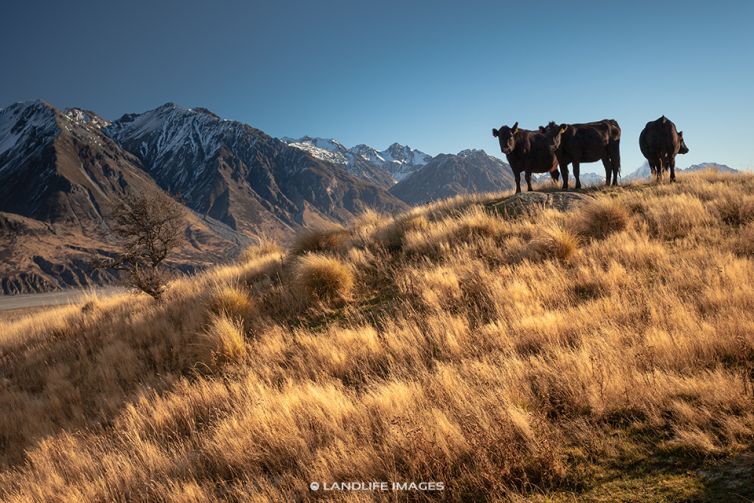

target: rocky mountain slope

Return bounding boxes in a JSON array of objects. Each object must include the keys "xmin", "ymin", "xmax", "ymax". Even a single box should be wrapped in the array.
[
  {"xmin": 0, "ymin": 101, "xmax": 249, "ymax": 293},
  {"xmin": 389, "ymin": 149, "xmax": 515, "ymax": 204},
  {"xmin": 107, "ymin": 105, "xmax": 407, "ymax": 238}
]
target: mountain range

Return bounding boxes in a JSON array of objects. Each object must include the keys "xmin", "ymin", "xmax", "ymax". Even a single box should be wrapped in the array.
[
  {"xmin": 0, "ymin": 100, "xmax": 515, "ymax": 293},
  {"xmin": 281, "ymin": 136, "xmax": 432, "ymax": 187}
]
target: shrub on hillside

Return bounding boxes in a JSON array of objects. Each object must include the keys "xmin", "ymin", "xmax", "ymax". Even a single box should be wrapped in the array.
[
  {"xmin": 292, "ymin": 254, "xmax": 354, "ymax": 304},
  {"xmin": 571, "ymin": 199, "xmax": 629, "ymax": 240},
  {"xmin": 99, "ymin": 190, "xmax": 185, "ymax": 300}
]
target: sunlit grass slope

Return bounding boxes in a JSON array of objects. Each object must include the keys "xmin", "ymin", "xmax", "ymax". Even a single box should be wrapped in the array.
[{"xmin": 1, "ymin": 170, "xmax": 753, "ymax": 501}]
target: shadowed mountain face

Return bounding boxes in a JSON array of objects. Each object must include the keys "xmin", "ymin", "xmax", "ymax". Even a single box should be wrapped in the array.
[
  {"xmin": 0, "ymin": 101, "xmax": 157, "ymax": 230},
  {"xmin": 0, "ymin": 101, "xmax": 250, "ymax": 293},
  {"xmin": 389, "ymin": 149, "xmax": 515, "ymax": 204},
  {"xmin": 106, "ymin": 105, "xmax": 408, "ymax": 238}
]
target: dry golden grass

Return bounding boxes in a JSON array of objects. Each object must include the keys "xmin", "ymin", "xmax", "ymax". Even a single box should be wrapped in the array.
[
  {"xmin": 1, "ymin": 171, "xmax": 754, "ymax": 501},
  {"xmin": 292, "ymin": 254, "xmax": 355, "ymax": 304},
  {"xmin": 196, "ymin": 314, "xmax": 247, "ymax": 367},
  {"xmin": 571, "ymin": 198, "xmax": 629, "ymax": 240},
  {"xmin": 238, "ymin": 236, "xmax": 282, "ymax": 262},
  {"xmin": 289, "ymin": 225, "xmax": 351, "ymax": 256}
]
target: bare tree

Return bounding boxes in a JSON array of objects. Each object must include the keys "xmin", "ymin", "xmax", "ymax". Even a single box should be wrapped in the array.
[{"xmin": 100, "ymin": 191, "xmax": 185, "ymax": 300}]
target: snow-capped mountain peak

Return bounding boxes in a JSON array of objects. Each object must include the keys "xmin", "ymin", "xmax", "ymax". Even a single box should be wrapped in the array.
[
  {"xmin": 456, "ymin": 148, "xmax": 489, "ymax": 159},
  {"xmin": 64, "ymin": 108, "xmax": 111, "ymax": 129},
  {"xmin": 0, "ymin": 101, "xmax": 59, "ymax": 169},
  {"xmin": 282, "ymin": 136, "xmax": 350, "ymax": 165},
  {"xmin": 281, "ymin": 137, "xmax": 433, "ymax": 186}
]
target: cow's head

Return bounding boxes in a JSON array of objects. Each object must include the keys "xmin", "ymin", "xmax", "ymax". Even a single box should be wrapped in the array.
[
  {"xmin": 544, "ymin": 123, "xmax": 566, "ymax": 152},
  {"xmin": 539, "ymin": 121, "xmax": 567, "ymax": 151},
  {"xmin": 678, "ymin": 131, "xmax": 689, "ymax": 154},
  {"xmin": 492, "ymin": 122, "xmax": 518, "ymax": 155}
]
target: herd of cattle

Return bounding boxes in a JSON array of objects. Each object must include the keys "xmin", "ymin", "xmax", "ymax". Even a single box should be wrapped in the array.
[{"xmin": 492, "ymin": 116, "xmax": 689, "ymax": 193}]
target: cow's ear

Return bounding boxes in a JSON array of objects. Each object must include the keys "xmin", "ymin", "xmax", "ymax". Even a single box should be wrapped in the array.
[
  {"xmin": 512, "ymin": 122, "xmax": 519, "ymax": 134},
  {"xmin": 678, "ymin": 130, "xmax": 683, "ymax": 137},
  {"xmin": 559, "ymin": 124, "xmax": 567, "ymax": 134},
  {"xmin": 539, "ymin": 126, "xmax": 545, "ymax": 132},
  {"xmin": 492, "ymin": 128, "xmax": 499, "ymax": 137}
]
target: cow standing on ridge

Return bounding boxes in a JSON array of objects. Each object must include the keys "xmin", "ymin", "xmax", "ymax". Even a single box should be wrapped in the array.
[
  {"xmin": 639, "ymin": 116, "xmax": 689, "ymax": 182},
  {"xmin": 540, "ymin": 120, "xmax": 622, "ymax": 189},
  {"xmin": 492, "ymin": 122, "xmax": 565, "ymax": 193}
]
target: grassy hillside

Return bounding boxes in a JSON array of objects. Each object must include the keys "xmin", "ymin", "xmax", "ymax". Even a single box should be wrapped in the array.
[{"xmin": 1, "ymin": 171, "xmax": 753, "ymax": 501}]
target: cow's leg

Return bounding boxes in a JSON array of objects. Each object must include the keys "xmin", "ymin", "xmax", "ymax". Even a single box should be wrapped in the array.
[
  {"xmin": 515, "ymin": 170, "xmax": 522, "ymax": 193},
  {"xmin": 550, "ymin": 169, "xmax": 560, "ymax": 185},
  {"xmin": 560, "ymin": 162, "xmax": 569, "ymax": 190},
  {"xmin": 602, "ymin": 157, "xmax": 612, "ymax": 187},
  {"xmin": 656, "ymin": 158, "xmax": 663, "ymax": 182},
  {"xmin": 610, "ymin": 141, "xmax": 621, "ymax": 186},
  {"xmin": 669, "ymin": 155, "xmax": 677, "ymax": 182},
  {"xmin": 525, "ymin": 171, "xmax": 533, "ymax": 192},
  {"xmin": 573, "ymin": 162, "xmax": 582, "ymax": 190}
]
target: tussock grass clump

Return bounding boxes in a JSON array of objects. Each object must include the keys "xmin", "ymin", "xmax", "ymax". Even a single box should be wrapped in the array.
[
  {"xmin": 289, "ymin": 226, "xmax": 351, "ymax": 256},
  {"xmin": 374, "ymin": 213, "xmax": 430, "ymax": 250},
  {"xmin": 239, "ymin": 237, "xmax": 282, "ymax": 262},
  {"xmin": 207, "ymin": 284, "xmax": 257, "ymax": 327},
  {"xmin": 292, "ymin": 254, "xmax": 354, "ymax": 303},
  {"xmin": 401, "ymin": 207, "xmax": 511, "ymax": 257},
  {"xmin": 529, "ymin": 226, "xmax": 580, "ymax": 262},
  {"xmin": 403, "ymin": 265, "xmax": 463, "ymax": 310},
  {"xmin": 196, "ymin": 314, "xmax": 246, "ymax": 367},
  {"xmin": 571, "ymin": 199, "xmax": 629, "ymax": 240},
  {"xmin": 714, "ymin": 192, "xmax": 754, "ymax": 227},
  {"xmin": 640, "ymin": 193, "xmax": 714, "ymax": 240},
  {"xmin": 735, "ymin": 222, "xmax": 754, "ymax": 256}
]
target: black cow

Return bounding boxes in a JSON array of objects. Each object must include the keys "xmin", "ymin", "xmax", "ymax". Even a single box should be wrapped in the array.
[
  {"xmin": 540, "ymin": 120, "xmax": 622, "ymax": 189},
  {"xmin": 492, "ymin": 122, "xmax": 565, "ymax": 193},
  {"xmin": 639, "ymin": 116, "xmax": 689, "ymax": 182}
]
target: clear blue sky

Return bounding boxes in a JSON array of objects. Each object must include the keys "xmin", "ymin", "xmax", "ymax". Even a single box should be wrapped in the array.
[{"xmin": 2, "ymin": 0, "xmax": 752, "ymax": 172}]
